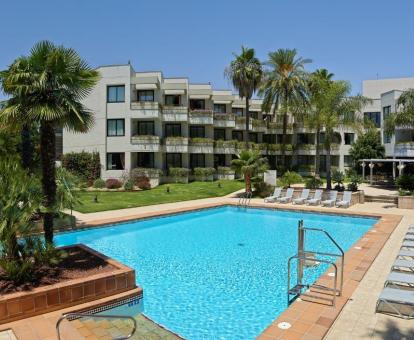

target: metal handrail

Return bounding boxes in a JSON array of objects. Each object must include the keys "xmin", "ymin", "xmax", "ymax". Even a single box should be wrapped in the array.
[
  {"xmin": 238, "ymin": 191, "xmax": 252, "ymax": 207},
  {"xmin": 56, "ymin": 312, "xmax": 137, "ymax": 340}
]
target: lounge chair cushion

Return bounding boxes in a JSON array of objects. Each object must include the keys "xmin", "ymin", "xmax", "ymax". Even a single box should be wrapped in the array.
[
  {"xmin": 386, "ymin": 271, "xmax": 414, "ymax": 285},
  {"xmin": 379, "ymin": 287, "xmax": 414, "ymax": 304},
  {"xmin": 392, "ymin": 259, "xmax": 414, "ymax": 270},
  {"xmin": 399, "ymin": 250, "xmax": 414, "ymax": 257}
]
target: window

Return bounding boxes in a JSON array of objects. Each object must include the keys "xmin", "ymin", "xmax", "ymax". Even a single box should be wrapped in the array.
[
  {"xmin": 214, "ymin": 154, "xmax": 226, "ymax": 168},
  {"xmin": 232, "ymin": 107, "xmax": 244, "ymax": 116},
  {"xmin": 189, "ymin": 99, "xmax": 205, "ymax": 110},
  {"xmin": 214, "ymin": 104, "xmax": 226, "ymax": 113},
  {"xmin": 136, "ymin": 153, "xmax": 154, "ymax": 168},
  {"xmin": 137, "ymin": 121, "xmax": 155, "ymax": 135},
  {"xmin": 344, "ymin": 155, "xmax": 353, "ymax": 167},
  {"xmin": 190, "ymin": 154, "xmax": 205, "ymax": 169},
  {"xmin": 249, "ymin": 111, "xmax": 258, "ymax": 119},
  {"xmin": 297, "ymin": 133, "xmax": 309, "ymax": 144},
  {"xmin": 319, "ymin": 132, "xmax": 325, "ymax": 144},
  {"xmin": 107, "ymin": 153, "xmax": 125, "ymax": 170},
  {"xmin": 165, "ymin": 124, "xmax": 181, "ymax": 137},
  {"xmin": 189, "ymin": 126, "xmax": 205, "ymax": 138},
  {"xmin": 267, "ymin": 155, "xmax": 276, "ymax": 169},
  {"xmin": 364, "ymin": 112, "xmax": 381, "ymax": 128},
  {"xmin": 263, "ymin": 134, "xmax": 276, "ymax": 144},
  {"xmin": 232, "ymin": 131, "xmax": 243, "ymax": 142},
  {"xmin": 344, "ymin": 133, "xmax": 354, "ymax": 145},
  {"xmin": 249, "ymin": 133, "xmax": 258, "ymax": 143},
  {"xmin": 137, "ymin": 90, "xmax": 154, "ymax": 102},
  {"xmin": 165, "ymin": 95, "xmax": 180, "ymax": 106},
  {"xmin": 383, "ymin": 131, "xmax": 391, "ymax": 144},
  {"xmin": 383, "ymin": 106, "xmax": 391, "ymax": 121},
  {"xmin": 107, "ymin": 119, "xmax": 125, "ymax": 136},
  {"xmin": 107, "ymin": 85, "xmax": 125, "ymax": 103},
  {"xmin": 214, "ymin": 128, "xmax": 226, "ymax": 140},
  {"xmin": 166, "ymin": 153, "xmax": 182, "ymax": 168}
]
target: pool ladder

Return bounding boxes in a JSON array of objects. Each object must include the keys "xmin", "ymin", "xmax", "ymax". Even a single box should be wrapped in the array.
[
  {"xmin": 238, "ymin": 190, "xmax": 252, "ymax": 207},
  {"xmin": 287, "ymin": 220, "xmax": 344, "ymax": 307},
  {"xmin": 56, "ymin": 312, "xmax": 137, "ymax": 340}
]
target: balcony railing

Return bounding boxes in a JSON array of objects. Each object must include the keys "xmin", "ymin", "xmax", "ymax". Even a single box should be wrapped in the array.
[
  {"xmin": 164, "ymin": 137, "xmax": 188, "ymax": 153},
  {"xmin": 213, "ymin": 113, "xmax": 236, "ymax": 128},
  {"xmin": 235, "ymin": 117, "xmax": 252, "ymax": 130},
  {"xmin": 251, "ymin": 119, "xmax": 266, "ymax": 132},
  {"xmin": 130, "ymin": 135, "xmax": 160, "ymax": 152},
  {"xmin": 189, "ymin": 138, "xmax": 214, "ymax": 153},
  {"xmin": 395, "ymin": 142, "xmax": 414, "ymax": 157},
  {"xmin": 162, "ymin": 106, "xmax": 188, "ymax": 122},
  {"xmin": 130, "ymin": 101, "xmax": 160, "ymax": 118},
  {"xmin": 214, "ymin": 140, "xmax": 237, "ymax": 154},
  {"xmin": 189, "ymin": 110, "xmax": 214, "ymax": 125}
]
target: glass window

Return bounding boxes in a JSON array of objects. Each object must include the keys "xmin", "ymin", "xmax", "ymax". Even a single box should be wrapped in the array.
[
  {"xmin": 165, "ymin": 124, "xmax": 181, "ymax": 137},
  {"xmin": 344, "ymin": 155, "xmax": 353, "ymax": 167},
  {"xmin": 107, "ymin": 85, "xmax": 125, "ymax": 103},
  {"xmin": 214, "ymin": 154, "xmax": 226, "ymax": 168},
  {"xmin": 383, "ymin": 131, "xmax": 391, "ymax": 144},
  {"xmin": 107, "ymin": 119, "xmax": 125, "ymax": 136},
  {"xmin": 319, "ymin": 132, "xmax": 325, "ymax": 144},
  {"xmin": 267, "ymin": 155, "xmax": 276, "ymax": 169},
  {"xmin": 263, "ymin": 134, "xmax": 276, "ymax": 144},
  {"xmin": 137, "ymin": 90, "xmax": 154, "ymax": 102},
  {"xmin": 136, "ymin": 153, "xmax": 154, "ymax": 168},
  {"xmin": 165, "ymin": 95, "xmax": 180, "ymax": 106},
  {"xmin": 249, "ymin": 111, "xmax": 258, "ymax": 119},
  {"xmin": 297, "ymin": 133, "xmax": 309, "ymax": 144},
  {"xmin": 214, "ymin": 128, "xmax": 226, "ymax": 140},
  {"xmin": 383, "ymin": 106, "xmax": 391, "ymax": 121},
  {"xmin": 232, "ymin": 131, "xmax": 243, "ymax": 142},
  {"xmin": 232, "ymin": 107, "xmax": 244, "ymax": 116},
  {"xmin": 189, "ymin": 126, "xmax": 205, "ymax": 138},
  {"xmin": 107, "ymin": 153, "xmax": 125, "ymax": 170},
  {"xmin": 344, "ymin": 133, "xmax": 354, "ymax": 145},
  {"xmin": 189, "ymin": 99, "xmax": 205, "ymax": 110},
  {"xmin": 364, "ymin": 112, "xmax": 381, "ymax": 128},
  {"xmin": 166, "ymin": 153, "xmax": 182, "ymax": 169},
  {"xmin": 214, "ymin": 104, "xmax": 226, "ymax": 113},
  {"xmin": 137, "ymin": 121, "xmax": 155, "ymax": 135},
  {"xmin": 190, "ymin": 154, "xmax": 205, "ymax": 169},
  {"xmin": 249, "ymin": 133, "xmax": 258, "ymax": 143}
]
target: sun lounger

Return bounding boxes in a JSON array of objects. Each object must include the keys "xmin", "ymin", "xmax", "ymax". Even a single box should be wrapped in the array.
[
  {"xmin": 277, "ymin": 188, "xmax": 294, "ymax": 203},
  {"xmin": 264, "ymin": 187, "xmax": 282, "ymax": 203},
  {"xmin": 376, "ymin": 287, "xmax": 414, "ymax": 319},
  {"xmin": 306, "ymin": 189, "xmax": 323, "ymax": 205},
  {"xmin": 392, "ymin": 259, "xmax": 414, "ymax": 272},
  {"xmin": 402, "ymin": 241, "xmax": 414, "ymax": 248},
  {"xmin": 336, "ymin": 191, "xmax": 352, "ymax": 208},
  {"xmin": 405, "ymin": 235, "xmax": 414, "ymax": 241},
  {"xmin": 385, "ymin": 272, "xmax": 414, "ymax": 287},
  {"xmin": 293, "ymin": 189, "xmax": 310, "ymax": 205},
  {"xmin": 321, "ymin": 191, "xmax": 338, "ymax": 207},
  {"xmin": 398, "ymin": 249, "xmax": 414, "ymax": 258}
]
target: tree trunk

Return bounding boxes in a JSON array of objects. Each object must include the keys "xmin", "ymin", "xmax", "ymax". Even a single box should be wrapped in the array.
[
  {"xmin": 40, "ymin": 121, "xmax": 56, "ymax": 244},
  {"xmin": 21, "ymin": 124, "xmax": 33, "ymax": 171},
  {"xmin": 326, "ymin": 143, "xmax": 332, "ymax": 190},
  {"xmin": 245, "ymin": 173, "xmax": 251, "ymax": 193},
  {"xmin": 281, "ymin": 103, "xmax": 288, "ymax": 171},
  {"xmin": 315, "ymin": 127, "xmax": 321, "ymax": 178},
  {"xmin": 244, "ymin": 96, "xmax": 250, "ymax": 147}
]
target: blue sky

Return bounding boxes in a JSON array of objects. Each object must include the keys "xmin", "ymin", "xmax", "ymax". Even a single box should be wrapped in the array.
[{"xmin": 1, "ymin": 0, "xmax": 413, "ymax": 97}]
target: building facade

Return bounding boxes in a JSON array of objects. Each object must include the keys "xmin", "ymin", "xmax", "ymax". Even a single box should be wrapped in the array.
[{"xmin": 62, "ymin": 64, "xmax": 414, "ymax": 180}]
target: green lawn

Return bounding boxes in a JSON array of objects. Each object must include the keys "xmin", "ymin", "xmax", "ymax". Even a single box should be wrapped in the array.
[{"xmin": 74, "ymin": 180, "xmax": 244, "ymax": 213}]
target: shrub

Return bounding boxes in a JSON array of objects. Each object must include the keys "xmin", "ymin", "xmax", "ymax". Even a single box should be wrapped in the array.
[
  {"xmin": 217, "ymin": 167, "xmax": 234, "ymax": 175},
  {"xmin": 105, "ymin": 178, "xmax": 122, "ymax": 189},
  {"xmin": 332, "ymin": 170, "xmax": 345, "ymax": 192},
  {"xmin": 136, "ymin": 176, "xmax": 151, "ymax": 190},
  {"xmin": 130, "ymin": 167, "xmax": 162, "ymax": 180},
  {"xmin": 305, "ymin": 177, "xmax": 323, "ymax": 189},
  {"xmin": 93, "ymin": 178, "xmax": 106, "ymax": 188},
  {"xmin": 124, "ymin": 180, "xmax": 134, "ymax": 191},
  {"xmin": 278, "ymin": 171, "xmax": 302, "ymax": 188},
  {"xmin": 61, "ymin": 151, "xmax": 101, "ymax": 181},
  {"xmin": 346, "ymin": 169, "xmax": 362, "ymax": 192},
  {"xmin": 396, "ymin": 174, "xmax": 414, "ymax": 193},
  {"xmin": 254, "ymin": 181, "xmax": 274, "ymax": 198},
  {"xmin": 169, "ymin": 167, "xmax": 190, "ymax": 183},
  {"xmin": 193, "ymin": 167, "xmax": 216, "ymax": 181}
]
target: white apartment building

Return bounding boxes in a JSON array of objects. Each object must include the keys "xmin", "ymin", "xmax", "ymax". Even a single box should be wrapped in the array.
[{"xmin": 62, "ymin": 64, "xmax": 414, "ymax": 180}]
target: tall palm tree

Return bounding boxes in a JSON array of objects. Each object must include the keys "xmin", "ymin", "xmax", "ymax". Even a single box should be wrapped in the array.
[
  {"xmin": 259, "ymin": 49, "xmax": 311, "ymax": 170},
  {"xmin": 225, "ymin": 46, "xmax": 263, "ymax": 145},
  {"xmin": 0, "ymin": 41, "xmax": 99, "ymax": 243},
  {"xmin": 384, "ymin": 89, "xmax": 414, "ymax": 137},
  {"xmin": 231, "ymin": 149, "xmax": 268, "ymax": 193},
  {"xmin": 303, "ymin": 69, "xmax": 334, "ymax": 178}
]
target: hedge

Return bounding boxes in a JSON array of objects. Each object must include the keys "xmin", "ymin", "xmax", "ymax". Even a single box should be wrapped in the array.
[{"xmin": 61, "ymin": 151, "xmax": 101, "ymax": 181}]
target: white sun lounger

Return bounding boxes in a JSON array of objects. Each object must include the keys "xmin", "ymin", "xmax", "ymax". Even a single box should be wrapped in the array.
[
  {"xmin": 385, "ymin": 272, "xmax": 414, "ymax": 287},
  {"xmin": 321, "ymin": 190, "xmax": 338, "ymax": 207},
  {"xmin": 392, "ymin": 259, "xmax": 414, "ymax": 272},
  {"xmin": 293, "ymin": 189, "xmax": 310, "ymax": 205},
  {"xmin": 336, "ymin": 191, "xmax": 352, "ymax": 208},
  {"xmin": 402, "ymin": 241, "xmax": 414, "ymax": 248},
  {"xmin": 376, "ymin": 287, "xmax": 414, "ymax": 319},
  {"xmin": 264, "ymin": 187, "xmax": 282, "ymax": 203},
  {"xmin": 306, "ymin": 189, "xmax": 323, "ymax": 205},
  {"xmin": 277, "ymin": 188, "xmax": 294, "ymax": 203},
  {"xmin": 399, "ymin": 249, "xmax": 414, "ymax": 258}
]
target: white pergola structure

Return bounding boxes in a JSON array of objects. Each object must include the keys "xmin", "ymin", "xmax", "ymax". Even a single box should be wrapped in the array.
[{"xmin": 359, "ymin": 158, "xmax": 414, "ymax": 184}]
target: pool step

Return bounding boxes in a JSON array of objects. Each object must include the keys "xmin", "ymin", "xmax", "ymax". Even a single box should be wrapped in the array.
[{"xmin": 300, "ymin": 286, "xmax": 337, "ymax": 306}]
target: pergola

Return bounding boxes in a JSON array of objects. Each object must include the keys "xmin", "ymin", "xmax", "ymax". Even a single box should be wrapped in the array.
[{"xmin": 359, "ymin": 158, "xmax": 414, "ymax": 184}]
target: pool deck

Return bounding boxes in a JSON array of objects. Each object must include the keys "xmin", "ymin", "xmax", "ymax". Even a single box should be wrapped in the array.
[{"xmin": 1, "ymin": 194, "xmax": 413, "ymax": 339}]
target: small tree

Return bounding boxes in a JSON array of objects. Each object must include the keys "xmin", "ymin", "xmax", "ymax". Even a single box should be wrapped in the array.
[
  {"xmin": 349, "ymin": 129, "xmax": 385, "ymax": 171},
  {"xmin": 278, "ymin": 171, "xmax": 303, "ymax": 188}
]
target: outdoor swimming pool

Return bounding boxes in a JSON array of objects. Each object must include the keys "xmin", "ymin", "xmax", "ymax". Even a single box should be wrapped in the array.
[{"xmin": 55, "ymin": 206, "xmax": 378, "ymax": 339}]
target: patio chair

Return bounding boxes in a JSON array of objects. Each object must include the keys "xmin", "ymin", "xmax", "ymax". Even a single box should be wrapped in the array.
[
  {"xmin": 321, "ymin": 190, "xmax": 338, "ymax": 207},
  {"xmin": 277, "ymin": 188, "xmax": 294, "ymax": 203},
  {"xmin": 398, "ymin": 249, "xmax": 414, "ymax": 258},
  {"xmin": 385, "ymin": 271, "xmax": 414, "ymax": 288},
  {"xmin": 336, "ymin": 191, "xmax": 352, "ymax": 208},
  {"xmin": 405, "ymin": 234, "xmax": 414, "ymax": 241},
  {"xmin": 376, "ymin": 287, "xmax": 414, "ymax": 319},
  {"xmin": 307, "ymin": 189, "xmax": 323, "ymax": 205},
  {"xmin": 264, "ymin": 187, "xmax": 282, "ymax": 203},
  {"xmin": 402, "ymin": 241, "xmax": 414, "ymax": 248},
  {"xmin": 392, "ymin": 259, "xmax": 414, "ymax": 272},
  {"xmin": 293, "ymin": 189, "xmax": 310, "ymax": 205}
]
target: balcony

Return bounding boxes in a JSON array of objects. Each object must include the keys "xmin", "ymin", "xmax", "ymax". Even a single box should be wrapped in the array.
[
  {"xmin": 164, "ymin": 137, "xmax": 188, "ymax": 153},
  {"xmin": 214, "ymin": 140, "xmax": 237, "ymax": 154},
  {"xmin": 266, "ymin": 144, "xmax": 293, "ymax": 155},
  {"xmin": 189, "ymin": 138, "xmax": 214, "ymax": 153},
  {"xmin": 395, "ymin": 142, "xmax": 414, "ymax": 157},
  {"xmin": 251, "ymin": 119, "xmax": 266, "ymax": 132},
  {"xmin": 235, "ymin": 117, "xmax": 251, "ymax": 130},
  {"xmin": 130, "ymin": 135, "xmax": 160, "ymax": 152},
  {"xmin": 162, "ymin": 106, "xmax": 188, "ymax": 122},
  {"xmin": 296, "ymin": 144, "xmax": 316, "ymax": 155},
  {"xmin": 213, "ymin": 113, "xmax": 236, "ymax": 128},
  {"xmin": 266, "ymin": 122, "xmax": 293, "ymax": 134},
  {"xmin": 130, "ymin": 101, "xmax": 161, "ymax": 119},
  {"xmin": 189, "ymin": 110, "xmax": 213, "ymax": 125}
]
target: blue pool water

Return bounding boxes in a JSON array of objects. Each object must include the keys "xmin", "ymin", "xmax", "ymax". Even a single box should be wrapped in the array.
[{"xmin": 56, "ymin": 206, "xmax": 377, "ymax": 339}]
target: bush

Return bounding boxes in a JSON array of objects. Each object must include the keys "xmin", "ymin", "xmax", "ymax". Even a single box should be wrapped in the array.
[
  {"xmin": 124, "ymin": 180, "xmax": 134, "ymax": 191},
  {"xmin": 346, "ymin": 169, "xmax": 362, "ymax": 192},
  {"xmin": 254, "ymin": 181, "xmax": 274, "ymax": 198},
  {"xmin": 105, "ymin": 178, "xmax": 122, "ymax": 189},
  {"xmin": 169, "ymin": 167, "xmax": 190, "ymax": 183},
  {"xmin": 130, "ymin": 167, "xmax": 162, "ymax": 180},
  {"xmin": 136, "ymin": 176, "xmax": 151, "ymax": 190},
  {"xmin": 278, "ymin": 171, "xmax": 302, "ymax": 188},
  {"xmin": 193, "ymin": 167, "xmax": 216, "ymax": 181},
  {"xmin": 217, "ymin": 166, "xmax": 234, "ymax": 175},
  {"xmin": 396, "ymin": 174, "xmax": 414, "ymax": 193},
  {"xmin": 305, "ymin": 177, "xmax": 323, "ymax": 189},
  {"xmin": 332, "ymin": 170, "xmax": 345, "ymax": 192},
  {"xmin": 93, "ymin": 178, "xmax": 106, "ymax": 188},
  {"xmin": 61, "ymin": 151, "xmax": 101, "ymax": 181}
]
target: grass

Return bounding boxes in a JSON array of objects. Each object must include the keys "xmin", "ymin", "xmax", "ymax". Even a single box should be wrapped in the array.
[{"xmin": 74, "ymin": 180, "xmax": 245, "ymax": 213}]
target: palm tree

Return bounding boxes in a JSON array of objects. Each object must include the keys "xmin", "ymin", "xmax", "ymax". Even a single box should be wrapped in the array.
[
  {"xmin": 231, "ymin": 149, "xmax": 268, "ymax": 193},
  {"xmin": 384, "ymin": 89, "xmax": 414, "ymax": 137},
  {"xmin": 225, "ymin": 46, "xmax": 263, "ymax": 145},
  {"xmin": 259, "ymin": 49, "xmax": 311, "ymax": 170},
  {"xmin": 303, "ymin": 69, "xmax": 334, "ymax": 178},
  {"xmin": 0, "ymin": 41, "xmax": 99, "ymax": 243}
]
